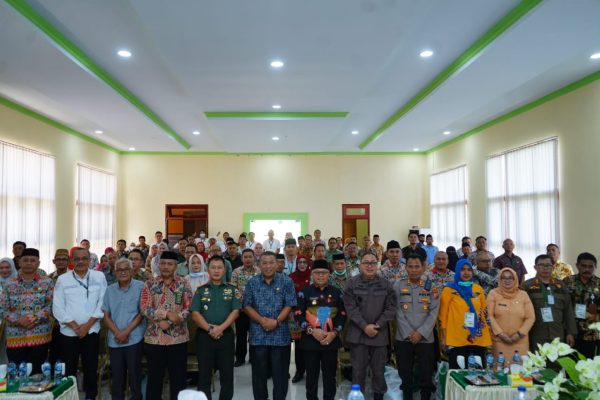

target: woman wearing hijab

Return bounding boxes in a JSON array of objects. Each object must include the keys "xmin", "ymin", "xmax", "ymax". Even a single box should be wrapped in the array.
[
  {"xmin": 439, "ymin": 259, "xmax": 492, "ymax": 369},
  {"xmin": 446, "ymin": 246, "xmax": 459, "ymax": 272},
  {"xmin": 195, "ymin": 241, "xmax": 209, "ymax": 262},
  {"xmin": 185, "ymin": 253, "xmax": 208, "ymax": 293},
  {"xmin": 487, "ymin": 267, "xmax": 535, "ymax": 362},
  {"xmin": 0, "ymin": 257, "xmax": 18, "ymax": 363},
  {"xmin": 289, "ymin": 255, "xmax": 311, "ymax": 383}
]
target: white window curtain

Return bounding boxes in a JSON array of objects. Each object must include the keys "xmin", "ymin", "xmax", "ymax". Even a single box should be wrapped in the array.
[
  {"xmin": 486, "ymin": 138, "xmax": 559, "ymax": 271},
  {"xmin": 0, "ymin": 141, "xmax": 55, "ymax": 272},
  {"xmin": 76, "ymin": 164, "xmax": 116, "ymax": 257},
  {"xmin": 430, "ymin": 165, "xmax": 467, "ymax": 250}
]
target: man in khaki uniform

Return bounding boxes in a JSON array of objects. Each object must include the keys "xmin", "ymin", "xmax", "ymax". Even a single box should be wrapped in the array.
[{"xmin": 394, "ymin": 255, "xmax": 439, "ymax": 400}]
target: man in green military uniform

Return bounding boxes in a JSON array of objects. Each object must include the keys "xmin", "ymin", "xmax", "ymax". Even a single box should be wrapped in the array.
[
  {"xmin": 563, "ymin": 252, "xmax": 600, "ymax": 358},
  {"xmin": 523, "ymin": 254, "xmax": 577, "ymax": 351},
  {"xmin": 191, "ymin": 255, "xmax": 241, "ymax": 400}
]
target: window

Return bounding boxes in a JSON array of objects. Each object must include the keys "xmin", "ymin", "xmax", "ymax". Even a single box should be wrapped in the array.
[
  {"xmin": 0, "ymin": 141, "xmax": 55, "ymax": 272},
  {"xmin": 430, "ymin": 166, "xmax": 467, "ymax": 249},
  {"xmin": 76, "ymin": 164, "xmax": 116, "ymax": 256},
  {"xmin": 486, "ymin": 138, "xmax": 559, "ymax": 270}
]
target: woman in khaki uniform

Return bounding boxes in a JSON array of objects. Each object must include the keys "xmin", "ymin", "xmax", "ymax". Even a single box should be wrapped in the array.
[{"xmin": 487, "ymin": 268, "xmax": 535, "ymax": 360}]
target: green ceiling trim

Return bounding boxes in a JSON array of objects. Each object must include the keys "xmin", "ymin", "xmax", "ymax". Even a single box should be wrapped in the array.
[
  {"xmin": 0, "ymin": 95, "xmax": 120, "ymax": 154},
  {"xmin": 5, "ymin": 0, "xmax": 191, "ymax": 150},
  {"xmin": 426, "ymin": 68, "xmax": 600, "ymax": 154},
  {"xmin": 358, "ymin": 0, "xmax": 543, "ymax": 149},
  {"xmin": 243, "ymin": 212, "xmax": 309, "ymax": 236},
  {"xmin": 121, "ymin": 151, "xmax": 423, "ymax": 156},
  {"xmin": 204, "ymin": 112, "xmax": 348, "ymax": 120}
]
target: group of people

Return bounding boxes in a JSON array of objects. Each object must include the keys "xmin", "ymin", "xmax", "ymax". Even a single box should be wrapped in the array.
[{"xmin": 0, "ymin": 230, "xmax": 598, "ymax": 400}]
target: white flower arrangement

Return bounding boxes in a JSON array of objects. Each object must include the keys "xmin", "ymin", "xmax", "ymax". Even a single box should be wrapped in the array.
[{"xmin": 522, "ymin": 325, "xmax": 600, "ymax": 400}]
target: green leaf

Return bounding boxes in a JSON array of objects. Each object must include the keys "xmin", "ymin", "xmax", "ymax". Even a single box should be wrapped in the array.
[
  {"xmin": 557, "ymin": 357, "xmax": 580, "ymax": 383},
  {"xmin": 574, "ymin": 390, "xmax": 591, "ymax": 400},
  {"xmin": 540, "ymin": 368, "xmax": 558, "ymax": 381}
]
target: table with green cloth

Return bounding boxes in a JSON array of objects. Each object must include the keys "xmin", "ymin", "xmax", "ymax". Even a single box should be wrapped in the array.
[
  {"xmin": 445, "ymin": 370, "xmax": 525, "ymax": 400},
  {"xmin": 0, "ymin": 376, "xmax": 78, "ymax": 400}
]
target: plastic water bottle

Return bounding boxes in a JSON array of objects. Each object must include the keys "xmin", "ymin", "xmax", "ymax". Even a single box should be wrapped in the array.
[
  {"xmin": 347, "ymin": 384, "xmax": 365, "ymax": 400},
  {"xmin": 7, "ymin": 361, "xmax": 17, "ymax": 388},
  {"xmin": 53, "ymin": 360, "xmax": 63, "ymax": 385},
  {"xmin": 497, "ymin": 352, "xmax": 505, "ymax": 373},
  {"xmin": 486, "ymin": 351, "xmax": 495, "ymax": 372},
  {"xmin": 513, "ymin": 386, "xmax": 530, "ymax": 400},
  {"xmin": 18, "ymin": 362, "xmax": 27, "ymax": 384},
  {"xmin": 41, "ymin": 359, "xmax": 52, "ymax": 383},
  {"xmin": 512, "ymin": 350, "xmax": 522, "ymax": 365},
  {"xmin": 467, "ymin": 353, "xmax": 478, "ymax": 371}
]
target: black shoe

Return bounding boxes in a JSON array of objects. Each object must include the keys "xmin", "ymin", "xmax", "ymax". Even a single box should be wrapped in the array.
[
  {"xmin": 291, "ymin": 372, "xmax": 304, "ymax": 383},
  {"xmin": 234, "ymin": 360, "xmax": 245, "ymax": 367}
]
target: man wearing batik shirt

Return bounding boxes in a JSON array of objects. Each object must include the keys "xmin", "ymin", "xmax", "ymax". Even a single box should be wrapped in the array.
[
  {"xmin": 141, "ymin": 251, "xmax": 193, "ymax": 400},
  {"xmin": 329, "ymin": 253, "xmax": 350, "ymax": 293},
  {"xmin": 425, "ymin": 251, "xmax": 455, "ymax": 295},
  {"xmin": 563, "ymin": 252, "xmax": 600, "ymax": 358},
  {"xmin": 468, "ymin": 236, "xmax": 495, "ymax": 264},
  {"xmin": 0, "ymin": 248, "xmax": 54, "ymax": 374},
  {"xmin": 325, "ymin": 237, "xmax": 343, "ymax": 263},
  {"xmin": 473, "ymin": 251, "xmax": 499, "ymax": 295},
  {"xmin": 345, "ymin": 242, "xmax": 361, "ymax": 278},
  {"xmin": 493, "ymin": 239, "xmax": 527, "ymax": 284},
  {"xmin": 371, "ymin": 235, "xmax": 385, "ymax": 263},
  {"xmin": 358, "ymin": 235, "xmax": 377, "ymax": 258},
  {"xmin": 230, "ymin": 249, "xmax": 261, "ymax": 367},
  {"xmin": 379, "ymin": 241, "xmax": 407, "ymax": 283},
  {"xmin": 547, "ymin": 243, "xmax": 574, "ymax": 281}
]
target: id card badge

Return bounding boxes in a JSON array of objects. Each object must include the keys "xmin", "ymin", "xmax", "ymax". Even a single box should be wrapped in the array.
[
  {"xmin": 541, "ymin": 307, "xmax": 554, "ymax": 322},
  {"xmin": 464, "ymin": 312, "xmax": 476, "ymax": 328},
  {"xmin": 575, "ymin": 304, "xmax": 587, "ymax": 319},
  {"xmin": 547, "ymin": 295, "xmax": 555, "ymax": 305}
]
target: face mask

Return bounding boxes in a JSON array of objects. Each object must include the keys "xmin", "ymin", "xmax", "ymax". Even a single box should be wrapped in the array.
[{"xmin": 190, "ymin": 272, "xmax": 205, "ymax": 278}]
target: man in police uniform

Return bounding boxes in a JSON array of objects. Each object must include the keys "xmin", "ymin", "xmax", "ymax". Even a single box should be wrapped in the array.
[
  {"xmin": 524, "ymin": 254, "xmax": 577, "ymax": 351},
  {"xmin": 563, "ymin": 252, "xmax": 600, "ymax": 358},
  {"xmin": 344, "ymin": 253, "xmax": 396, "ymax": 400},
  {"xmin": 295, "ymin": 259, "xmax": 346, "ymax": 400},
  {"xmin": 190, "ymin": 255, "xmax": 241, "ymax": 400},
  {"xmin": 394, "ymin": 255, "xmax": 439, "ymax": 400}
]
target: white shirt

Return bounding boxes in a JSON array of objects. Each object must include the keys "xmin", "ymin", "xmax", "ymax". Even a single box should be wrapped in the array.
[
  {"xmin": 263, "ymin": 238, "xmax": 281, "ymax": 253},
  {"xmin": 246, "ymin": 240, "xmax": 257, "ymax": 250},
  {"xmin": 53, "ymin": 270, "xmax": 107, "ymax": 337}
]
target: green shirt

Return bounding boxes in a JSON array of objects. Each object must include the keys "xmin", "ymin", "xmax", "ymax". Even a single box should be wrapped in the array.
[{"xmin": 190, "ymin": 281, "xmax": 242, "ymax": 325}]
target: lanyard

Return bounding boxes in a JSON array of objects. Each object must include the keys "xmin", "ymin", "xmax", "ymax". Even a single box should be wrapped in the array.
[
  {"xmin": 540, "ymin": 282, "xmax": 552, "ymax": 306},
  {"xmin": 73, "ymin": 271, "xmax": 90, "ymax": 299}
]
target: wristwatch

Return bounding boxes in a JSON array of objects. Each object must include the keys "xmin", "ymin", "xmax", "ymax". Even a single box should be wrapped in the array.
[{"xmin": 306, "ymin": 327, "xmax": 314, "ymax": 335}]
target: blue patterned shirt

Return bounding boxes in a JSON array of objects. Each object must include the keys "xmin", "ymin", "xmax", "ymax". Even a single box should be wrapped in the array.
[{"xmin": 243, "ymin": 273, "xmax": 297, "ymax": 346}]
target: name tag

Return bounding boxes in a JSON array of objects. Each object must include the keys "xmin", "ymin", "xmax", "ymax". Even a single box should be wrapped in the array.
[
  {"xmin": 464, "ymin": 312, "xmax": 475, "ymax": 328},
  {"xmin": 575, "ymin": 304, "xmax": 587, "ymax": 319},
  {"xmin": 541, "ymin": 307, "xmax": 554, "ymax": 322},
  {"xmin": 547, "ymin": 295, "xmax": 555, "ymax": 305}
]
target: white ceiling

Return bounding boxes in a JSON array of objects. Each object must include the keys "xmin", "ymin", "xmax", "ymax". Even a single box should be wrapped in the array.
[{"xmin": 0, "ymin": 0, "xmax": 598, "ymax": 153}]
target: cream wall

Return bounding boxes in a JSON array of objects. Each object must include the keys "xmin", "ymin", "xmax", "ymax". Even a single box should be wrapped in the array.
[
  {"xmin": 118, "ymin": 154, "xmax": 428, "ymax": 244},
  {"xmin": 0, "ymin": 104, "xmax": 120, "ymax": 251},
  {"xmin": 426, "ymin": 80, "xmax": 600, "ymax": 265}
]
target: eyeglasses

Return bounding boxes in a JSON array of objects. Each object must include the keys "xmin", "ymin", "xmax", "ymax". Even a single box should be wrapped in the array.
[
  {"xmin": 501, "ymin": 276, "xmax": 514, "ymax": 281},
  {"xmin": 361, "ymin": 261, "xmax": 378, "ymax": 267}
]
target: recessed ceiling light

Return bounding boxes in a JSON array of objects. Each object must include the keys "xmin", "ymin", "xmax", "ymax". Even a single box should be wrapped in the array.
[
  {"xmin": 272, "ymin": 136, "xmax": 280, "ymax": 141},
  {"xmin": 413, "ymin": 148, "xmax": 420, "ymax": 151},
  {"xmin": 351, "ymin": 130, "xmax": 359, "ymax": 135},
  {"xmin": 443, "ymin": 131, "xmax": 451, "ymax": 135},
  {"xmin": 590, "ymin": 52, "xmax": 600, "ymax": 60},
  {"xmin": 270, "ymin": 60, "xmax": 284, "ymax": 68},
  {"xmin": 192, "ymin": 131, "xmax": 200, "ymax": 135},
  {"xmin": 94, "ymin": 130, "xmax": 103, "ymax": 134},
  {"xmin": 419, "ymin": 50, "xmax": 434, "ymax": 58},
  {"xmin": 128, "ymin": 147, "xmax": 135, "ymax": 151},
  {"xmin": 272, "ymin": 105, "xmax": 282, "ymax": 109},
  {"xmin": 118, "ymin": 50, "xmax": 132, "ymax": 58}
]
